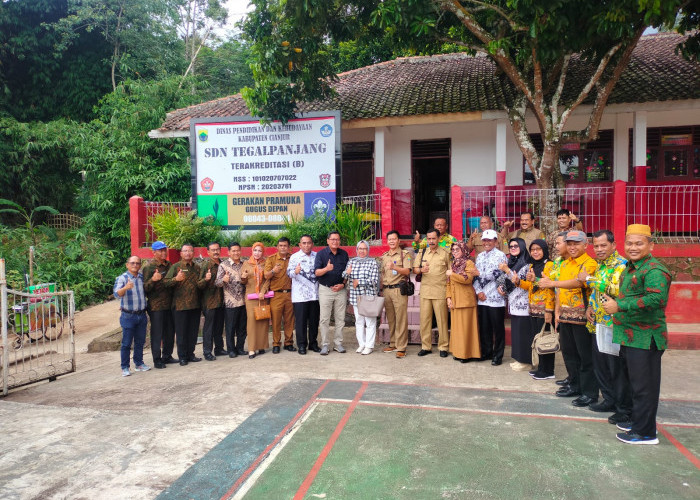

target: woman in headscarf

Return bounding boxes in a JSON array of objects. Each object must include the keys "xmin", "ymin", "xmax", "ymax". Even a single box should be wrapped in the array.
[
  {"xmin": 445, "ymin": 242, "xmax": 481, "ymax": 362},
  {"xmin": 520, "ymin": 238, "xmax": 556, "ymax": 380},
  {"xmin": 343, "ymin": 240, "xmax": 380, "ymax": 354},
  {"xmin": 241, "ymin": 242, "xmax": 270, "ymax": 358},
  {"xmin": 498, "ymin": 237, "xmax": 532, "ymax": 370}
]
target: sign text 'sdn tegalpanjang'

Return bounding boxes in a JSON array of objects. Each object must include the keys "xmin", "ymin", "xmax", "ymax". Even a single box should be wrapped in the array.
[{"xmin": 191, "ymin": 113, "xmax": 340, "ymax": 229}]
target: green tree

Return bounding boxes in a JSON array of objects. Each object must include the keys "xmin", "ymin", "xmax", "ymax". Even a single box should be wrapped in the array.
[
  {"xmin": 195, "ymin": 38, "xmax": 255, "ymax": 98},
  {"xmin": 242, "ymin": 0, "xmax": 696, "ymax": 193},
  {"xmin": 69, "ymin": 76, "xmax": 205, "ymax": 259}
]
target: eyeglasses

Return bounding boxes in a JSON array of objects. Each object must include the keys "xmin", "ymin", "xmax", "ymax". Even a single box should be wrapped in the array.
[{"xmin": 508, "ymin": 245, "xmax": 519, "ymax": 249}]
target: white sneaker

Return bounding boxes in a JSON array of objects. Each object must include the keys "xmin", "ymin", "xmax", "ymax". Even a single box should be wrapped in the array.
[
  {"xmin": 135, "ymin": 364, "xmax": 151, "ymax": 372},
  {"xmin": 356, "ymin": 345, "xmax": 364, "ymax": 353},
  {"xmin": 121, "ymin": 368, "xmax": 131, "ymax": 377},
  {"xmin": 361, "ymin": 347, "xmax": 373, "ymax": 355},
  {"xmin": 320, "ymin": 345, "xmax": 329, "ymax": 355}
]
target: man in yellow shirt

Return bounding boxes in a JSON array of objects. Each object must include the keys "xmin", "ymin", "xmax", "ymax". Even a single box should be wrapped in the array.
[
  {"xmin": 413, "ymin": 228, "xmax": 451, "ymax": 357},
  {"xmin": 539, "ymin": 230, "xmax": 599, "ymax": 407}
]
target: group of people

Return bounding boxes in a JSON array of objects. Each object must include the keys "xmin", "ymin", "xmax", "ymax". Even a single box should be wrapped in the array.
[{"xmin": 115, "ymin": 213, "xmax": 670, "ymax": 446}]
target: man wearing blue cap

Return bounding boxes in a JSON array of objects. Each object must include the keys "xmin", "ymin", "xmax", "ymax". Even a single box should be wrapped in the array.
[{"xmin": 142, "ymin": 241, "xmax": 175, "ymax": 368}]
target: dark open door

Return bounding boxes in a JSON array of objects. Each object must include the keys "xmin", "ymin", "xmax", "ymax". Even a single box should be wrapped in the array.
[{"xmin": 411, "ymin": 139, "xmax": 451, "ymax": 234}]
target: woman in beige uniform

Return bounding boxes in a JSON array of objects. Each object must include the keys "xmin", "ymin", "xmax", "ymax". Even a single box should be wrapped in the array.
[
  {"xmin": 446, "ymin": 242, "xmax": 481, "ymax": 362},
  {"xmin": 241, "ymin": 242, "xmax": 271, "ymax": 358}
]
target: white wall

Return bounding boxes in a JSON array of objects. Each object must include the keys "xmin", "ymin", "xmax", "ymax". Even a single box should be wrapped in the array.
[{"xmin": 340, "ymin": 103, "xmax": 700, "ymax": 189}]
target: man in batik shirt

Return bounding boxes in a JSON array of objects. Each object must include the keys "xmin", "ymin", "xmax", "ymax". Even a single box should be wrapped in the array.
[
  {"xmin": 603, "ymin": 224, "xmax": 671, "ymax": 445},
  {"xmin": 578, "ymin": 230, "xmax": 630, "ymax": 423}
]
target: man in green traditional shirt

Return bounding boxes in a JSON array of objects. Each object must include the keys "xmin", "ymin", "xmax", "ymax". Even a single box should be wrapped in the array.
[
  {"xmin": 602, "ymin": 224, "xmax": 671, "ymax": 445},
  {"xmin": 577, "ymin": 230, "xmax": 631, "ymax": 421},
  {"xmin": 412, "ymin": 217, "xmax": 457, "ymax": 251}
]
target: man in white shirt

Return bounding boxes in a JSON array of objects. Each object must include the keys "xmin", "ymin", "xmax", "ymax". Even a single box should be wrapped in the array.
[
  {"xmin": 473, "ymin": 229, "xmax": 508, "ymax": 365},
  {"xmin": 288, "ymin": 234, "xmax": 320, "ymax": 355}
]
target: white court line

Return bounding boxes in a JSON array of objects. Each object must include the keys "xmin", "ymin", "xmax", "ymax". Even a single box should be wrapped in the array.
[{"xmin": 232, "ymin": 401, "xmax": 320, "ymax": 500}]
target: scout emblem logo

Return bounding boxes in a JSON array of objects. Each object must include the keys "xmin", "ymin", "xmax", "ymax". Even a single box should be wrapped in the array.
[
  {"xmin": 200, "ymin": 177, "xmax": 214, "ymax": 192},
  {"xmin": 319, "ymin": 173, "xmax": 331, "ymax": 188},
  {"xmin": 312, "ymin": 198, "xmax": 330, "ymax": 214},
  {"xmin": 198, "ymin": 129, "xmax": 208, "ymax": 142}
]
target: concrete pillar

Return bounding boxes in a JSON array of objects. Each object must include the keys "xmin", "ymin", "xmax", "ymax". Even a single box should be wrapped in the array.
[
  {"xmin": 374, "ymin": 127, "xmax": 386, "ymax": 191},
  {"xmin": 633, "ymin": 111, "xmax": 647, "ymax": 169},
  {"xmin": 614, "ymin": 113, "xmax": 630, "ymax": 181}
]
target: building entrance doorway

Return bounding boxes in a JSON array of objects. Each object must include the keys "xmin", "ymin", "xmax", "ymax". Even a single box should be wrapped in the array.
[{"xmin": 411, "ymin": 139, "xmax": 451, "ymax": 234}]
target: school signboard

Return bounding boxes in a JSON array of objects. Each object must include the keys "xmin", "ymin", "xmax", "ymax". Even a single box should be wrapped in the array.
[{"xmin": 190, "ymin": 112, "xmax": 341, "ymax": 229}]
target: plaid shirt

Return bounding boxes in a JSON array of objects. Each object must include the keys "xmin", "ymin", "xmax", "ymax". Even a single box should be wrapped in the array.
[
  {"xmin": 114, "ymin": 271, "xmax": 146, "ymax": 312},
  {"xmin": 342, "ymin": 257, "xmax": 380, "ymax": 306}
]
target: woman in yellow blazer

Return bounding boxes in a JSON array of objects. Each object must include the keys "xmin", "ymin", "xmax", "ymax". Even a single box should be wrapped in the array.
[
  {"xmin": 446, "ymin": 242, "xmax": 481, "ymax": 362},
  {"xmin": 519, "ymin": 239, "xmax": 555, "ymax": 379}
]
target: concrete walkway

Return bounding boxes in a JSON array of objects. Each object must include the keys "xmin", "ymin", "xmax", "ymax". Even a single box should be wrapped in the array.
[{"xmin": 1, "ymin": 301, "xmax": 698, "ymax": 499}]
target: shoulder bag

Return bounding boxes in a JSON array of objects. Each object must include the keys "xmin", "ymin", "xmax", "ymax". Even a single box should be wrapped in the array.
[
  {"xmin": 399, "ymin": 251, "xmax": 415, "ymax": 296},
  {"xmin": 531, "ymin": 322, "xmax": 559, "ymax": 367},
  {"xmin": 415, "ymin": 247, "xmax": 427, "ymax": 283},
  {"xmin": 357, "ymin": 294, "xmax": 385, "ymax": 317}
]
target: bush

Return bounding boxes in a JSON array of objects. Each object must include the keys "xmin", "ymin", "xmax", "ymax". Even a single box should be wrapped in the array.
[
  {"xmin": 283, "ymin": 210, "xmax": 334, "ymax": 246},
  {"xmin": 241, "ymin": 231, "xmax": 278, "ymax": 248},
  {"xmin": 334, "ymin": 203, "xmax": 373, "ymax": 245},
  {"xmin": 150, "ymin": 209, "xmax": 223, "ymax": 249}
]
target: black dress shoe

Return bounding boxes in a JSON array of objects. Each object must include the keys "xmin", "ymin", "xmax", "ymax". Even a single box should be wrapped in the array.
[
  {"xmin": 439, "ymin": 351, "xmax": 448, "ymax": 358},
  {"xmin": 189, "ymin": 356, "xmax": 202, "ymax": 362},
  {"xmin": 589, "ymin": 400, "xmax": 615, "ymax": 412},
  {"xmin": 298, "ymin": 348, "xmax": 307, "ymax": 355},
  {"xmin": 556, "ymin": 387, "xmax": 581, "ymax": 397},
  {"xmin": 214, "ymin": 349, "xmax": 227, "ymax": 356},
  {"xmin": 555, "ymin": 378, "xmax": 570, "ymax": 386},
  {"xmin": 460, "ymin": 359, "xmax": 470, "ymax": 364},
  {"xmin": 572, "ymin": 395, "xmax": 598, "ymax": 407},
  {"xmin": 163, "ymin": 357, "xmax": 179, "ymax": 364},
  {"xmin": 491, "ymin": 358, "xmax": 502, "ymax": 366},
  {"xmin": 248, "ymin": 353, "xmax": 256, "ymax": 359},
  {"xmin": 272, "ymin": 346, "xmax": 281, "ymax": 354},
  {"xmin": 236, "ymin": 348, "xmax": 247, "ymax": 356},
  {"xmin": 154, "ymin": 361, "xmax": 166, "ymax": 369},
  {"xmin": 204, "ymin": 354, "xmax": 216, "ymax": 361},
  {"xmin": 608, "ymin": 412, "xmax": 631, "ymax": 425},
  {"xmin": 310, "ymin": 346, "xmax": 321, "ymax": 353},
  {"xmin": 417, "ymin": 349, "xmax": 432, "ymax": 356},
  {"xmin": 229, "ymin": 351, "xmax": 238, "ymax": 358},
  {"xmin": 258, "ymin": 349, "xmax": 266, "ymax": 355},
  {"xmin": 284, "ymin": 345, "xmax": 297, "ymax": 352},
  {"xmin": 478, "ymin": 355, "xmax": 492, "ymax": 362},
  {"xmin": 179, "ymin": 359, "xmax": 188, "ymax": 366}
]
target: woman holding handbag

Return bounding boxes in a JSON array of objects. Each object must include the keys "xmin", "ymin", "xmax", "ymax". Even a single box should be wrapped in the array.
[
  {"xmin": 241, "ymin": 242, "xmax": 271, "ymax": 359},
  {"xmin": 445, "ymin": 242, "xmax": 481, "ymax": 362},
  {"xmin": 343, "ymin": 240, "xmax": 380, "ymax": 355},
  {"xmin": 519, "ymin": 238, "xmax": 556, "ymax": 379}
]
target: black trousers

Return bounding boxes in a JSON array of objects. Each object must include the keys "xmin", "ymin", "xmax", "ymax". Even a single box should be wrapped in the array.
[
  {"xmin": 592, "ymin": 333, "xmax": 632, "ymax": 415},
  {"xmin": 225, "ymin": 306, "xmax": 247, "ymax": 352},
  {"xmin": 202, "ymin": 307, "xmax": 225, "ymax": 354},
  {"xmin": 173, "ymin": 308, "xmax": 201, "ymax": 360},
  {"xmin": 294, "ymin": 300, "xmax": 320, "ymax": 350},
  {"xmin": 559, "ymin": 322, "xmax": 599, "ymax": 398},
  {"xmin": 530, "ymin": 316, "xmax": 555, "ymax": 376},
  {"xmin": 477, "ymin": 305, "xmax": 505, "ymax": 362},
  {"xmin": 147, "ymin": 308, "xmax": 174, "ymax": 362},
  {"xmin": 621, "ymin": 340, "xmax": 664, "ymax": 437}
]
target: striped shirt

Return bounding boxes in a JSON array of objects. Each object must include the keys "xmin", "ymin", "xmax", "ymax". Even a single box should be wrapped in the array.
[
  {"xmin": 114, "ymin": 271, "xmax": 146, "ymax": 312},
  {"xmin": 342, "ymin": 257, "xmax": 380, "ymax": 306}
]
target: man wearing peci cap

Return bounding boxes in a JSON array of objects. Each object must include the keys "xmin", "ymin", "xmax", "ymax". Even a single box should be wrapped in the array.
[
  {"xmin": 473, "ymin": 229, "xmax": 508, "ymax": 364},
  {"xmin": 539, "ymin": 230, "xmax": 599, "ymax": 407},
  {"xmin": 602, "ymin": 224, "xmax": 672, "ymax": 445},
  {"xmin": 114, "ymin": 256, "xmax": 150, "ymax": 377},
  {"xmin": 142, "ymin": 241, "xmax": 175, "ymax": 368}
]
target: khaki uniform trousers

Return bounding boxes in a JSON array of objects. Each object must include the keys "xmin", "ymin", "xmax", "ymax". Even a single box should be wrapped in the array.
[
  {"xmin": 419, "ymin": 297, "xmax": 449, "ymax": 351},
  {"xmin": 383, "ymin": 287, "xmax": 408, "ymax": 352},
  {"xmin": 270, "ymin": 291, "xmax": 295, "ymax": 346}
]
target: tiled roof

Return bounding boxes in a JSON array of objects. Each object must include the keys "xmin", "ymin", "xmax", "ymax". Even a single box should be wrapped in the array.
[{"xmin": 157, "ymin": 33, "xmax": 699, "ymax": 132}]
